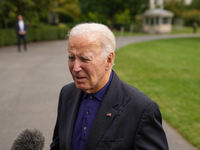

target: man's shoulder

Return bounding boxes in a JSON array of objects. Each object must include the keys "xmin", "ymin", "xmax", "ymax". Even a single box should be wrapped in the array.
[
  {"xmin": 112, "ymin": 71, "xmax": 153, "ymax": 104},
  {"xmin": 119, "ymin": 80, "xmax": 154, "ymax": 105}
]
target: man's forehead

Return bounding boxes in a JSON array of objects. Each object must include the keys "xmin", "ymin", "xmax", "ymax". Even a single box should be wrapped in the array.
[
  {"xmin": 69, "ymin": 33, "xmax": 101, "ymax": 42},
  {"xmin": 68, "ymin": 34, "xmax": 101, "ymax": 48}
]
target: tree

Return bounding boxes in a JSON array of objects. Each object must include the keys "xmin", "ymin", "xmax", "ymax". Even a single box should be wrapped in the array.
[
  {"xmin": 79, "ymin": 0, "xmax": 149, "ymax": 30},
  {"xmin": 50, "ymin": 0, "xmax": 81, "ymax": 23},
  {"xmin": 11, "ymin": 0, "xmax": 52, "ymax": 27},
  {"xmin": 188, "ymin": 0, "xmax": 200, "ymax": 10},
  {"xmin": 164, "ymin": 0, "xmax": 185, "ymax": 18},
  {"xmin": 127, "ymin": 0, "xmax": 149, "ymax": 21},
  {"xmin": 0, "ymin": 0, "xmax": 16, "ymax": 28},
  {"xmin": 0, "ymin": 0, "xmax": 52, "ymax": 28},
  {"xmin": 183, "ymin": 0, "xmax": 200, "ymax": 25},
  {"xmin": 79, "ymin": 0, "xmax": 126, "ymax": 29}
]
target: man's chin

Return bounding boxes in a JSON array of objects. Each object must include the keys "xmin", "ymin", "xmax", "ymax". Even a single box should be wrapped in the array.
[
  {"xmin": 75, "ymin": 83, "xmax": 87, "ymax": 91},
  {"xmin": 75, "ymin": 84, "xmax": 94, "ymax": 93}
]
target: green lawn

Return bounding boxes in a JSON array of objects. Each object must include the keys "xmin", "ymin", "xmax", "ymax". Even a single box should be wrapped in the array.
[
  {"xmin": 172, "ymin": 26, "xmax": 200, "ymax": 34},
  {"xmin": 113, "ymin": 37, "xmax": 200, "ymax": 149},
  {"xmin": 113, "ymin": 25, "xmax": 200, "ymax": 36}
]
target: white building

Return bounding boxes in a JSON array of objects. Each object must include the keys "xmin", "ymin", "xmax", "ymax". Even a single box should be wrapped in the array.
[
  {"xmin": 143, "ymin": 8, "xmax": 174, "ymax": 33},
  {"xmin": 150, "ymin": 0, "xmax": 193, "ymax": 10},
  {"xmin": 143, "ymin": 0, "xmax": 175, "ymax": 33}
]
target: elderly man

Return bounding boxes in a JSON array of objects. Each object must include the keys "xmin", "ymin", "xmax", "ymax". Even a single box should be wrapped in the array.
[{"xmin": 50, "ymin": 23, "xmax": 168, "ymax": 150}]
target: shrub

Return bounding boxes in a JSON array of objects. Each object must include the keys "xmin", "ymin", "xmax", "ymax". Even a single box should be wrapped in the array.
[
  {"xmin": 58, "ymin": 26, "xmax": 70, "ymax": 39},
  {"xmin": 0, "ymin": 26, "xmax": 70, "ymax": 47},
  {"xmin": 27, "ymin": 28, "xmax": 43, "ymax": 42},
  {"xmin": 42, "ymin": 27, "xmax": 59, "ymax": 41},
  {"xmin": 0, "ymin": 29, "xmax": 17, "ymax": 46}
]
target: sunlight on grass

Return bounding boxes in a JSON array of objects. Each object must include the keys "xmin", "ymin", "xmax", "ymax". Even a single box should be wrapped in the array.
[{"xmin": 113, "ymin": 37, "xmax": 200, "ymax": 149}]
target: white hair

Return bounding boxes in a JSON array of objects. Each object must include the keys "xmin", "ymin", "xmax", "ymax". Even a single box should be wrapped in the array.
[{"xmin": 67, "ymin": 23, "xmax": 116, "ymax": 60}]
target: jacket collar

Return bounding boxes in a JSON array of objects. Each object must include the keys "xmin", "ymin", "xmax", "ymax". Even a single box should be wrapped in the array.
[
  {"xmin": 84, "ymin": 70, "xmax": 121, "ymax": 150},
  {"xmin": 65, "ymin": 70, "xmax": 121, "ymax": 150}
]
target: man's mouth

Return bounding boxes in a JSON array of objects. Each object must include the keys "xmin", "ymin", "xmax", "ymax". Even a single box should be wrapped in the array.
[{"xmin": 75, "ymin": 76, "xmax": 86, "ymax": 80}]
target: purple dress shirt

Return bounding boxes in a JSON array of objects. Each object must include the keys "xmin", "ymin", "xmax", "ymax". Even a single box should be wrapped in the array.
[{"xmin": 72, "ymin": 71, "xmax": 113, "ymax": 150}]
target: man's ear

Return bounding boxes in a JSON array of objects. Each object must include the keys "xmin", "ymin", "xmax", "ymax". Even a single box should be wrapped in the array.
[{"xmin": 106, "ymin": 52, "xmax": 114, "ymax": 70}]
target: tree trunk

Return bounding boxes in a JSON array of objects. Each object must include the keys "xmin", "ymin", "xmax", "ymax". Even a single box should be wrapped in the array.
[{"xmin": 110, "ymin": 15, "xmax": 115, "ymax": 30}]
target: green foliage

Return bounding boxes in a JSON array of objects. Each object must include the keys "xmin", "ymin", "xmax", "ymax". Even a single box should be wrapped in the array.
[
  {"xmin": 0, "ymin": 29, "xmax": 17, "ymax": 46},
  {"xmin": 58, "ymin": 26, "xmax": 70, "ymax": 39},
  {"xmin": 0, "ymin": 26, "xmax": 70, "ymax": 46},
  {"xmin": 115, "ymin": 9, "xmax": 131, "ymax": 25},
  {"xmin": 188, "ymin": 0, "xmax": 200, "ymax": 10},
  {"xmin": 42, "ymin": 27, "xmax": 59, "ymax": 41},
  {"xmin": 114, "ymin": 38, "xmax": 200, "ymax": 149},
  {"xmin": 26, "ymin": 28, "xmax": 43, "ymax": 42},
  {"xmin": 183, "ymin": 9, "xmax": 200, "ymax": 26},
  {"xmin": 127, "ymin": 0, "xmax": 149, "ymax": 20},
  {"xmin": 79, "ymin": 0, "xmax": 126, "ymax": 28},
  {"xmin": 0, "ymin": 0, "xmax": 80, "ymax": 28},
  {"xmin": 0, "ymin": 0, "xmax": 17, "ymax": 28},
  {"xmin": 164, "ymin": 0, "xmax": 185, "ymax": 18},
  {"xmin": 1, "ymin": 0, "xmax": 150, "ymax": 29},
  {"xmin": 79, "ymin": 0, "xmax": 149, "ymax": 29},
  {"xmin": 0, "ymin": 0, "xmax": 52, "ymax": 28},
  {"xmin": 51, "ymin": 0, "xmax": 81, "ymax": 22}
]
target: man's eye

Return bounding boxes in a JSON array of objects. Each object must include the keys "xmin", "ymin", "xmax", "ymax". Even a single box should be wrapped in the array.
[
  {"xmin": 69, "ymin": 57, "xmax": 75, "ymax": 61},
  {"xmin": 82, "ymin": 58, "xmax": 89, "ymax": 62}
]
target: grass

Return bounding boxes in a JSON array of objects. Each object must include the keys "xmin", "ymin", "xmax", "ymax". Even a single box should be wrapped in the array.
[
  {"xmin": 172, "ymin": 26, "xmax": 200, "ymax": 34},
  {"xmin": 113, "ymin": 25, "xmax": 200, "ymax": 36},
  {"xmin": 113, "ymin": 37, "xmax": 200, "ymax": 149}
]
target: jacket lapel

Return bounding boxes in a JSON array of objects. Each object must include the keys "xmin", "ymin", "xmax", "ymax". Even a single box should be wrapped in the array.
[
  {"xmin": 65, "ymin": 89, "xmax": 83, "ymax": 150},
  {"xmin": 84, "ymin": 71, "xmax": 121, "ymax": 150}
]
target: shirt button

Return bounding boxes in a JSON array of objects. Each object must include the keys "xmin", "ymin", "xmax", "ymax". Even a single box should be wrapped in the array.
[
  {"xmin": 84, "ymin": 127, "xmax": 87, "ymax": 131},
  {"xmin": 86, "ymin": 111, "xmax": 89, "ymax": 114},
  {"xmin": 90, "ymin": 96, "xmax": 93, "ymax": 99}
]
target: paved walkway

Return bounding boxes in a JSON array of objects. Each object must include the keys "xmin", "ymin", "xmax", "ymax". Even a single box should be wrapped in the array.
[{"xmin": 0, "ymin": 34, "xmax": 199, "ymax": 150}]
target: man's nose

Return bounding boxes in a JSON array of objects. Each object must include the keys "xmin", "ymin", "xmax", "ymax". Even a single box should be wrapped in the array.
[{"xmin": 73, "ymin": 60, "xmax": 82, "ymax": 72}]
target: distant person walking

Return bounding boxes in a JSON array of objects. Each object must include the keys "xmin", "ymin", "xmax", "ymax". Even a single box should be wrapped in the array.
[
  {"xmin": 15, "ymin": 15, "xmax": 27, "ymax": 52},
  {"xmin": 193, "ymin": 21, "xmax": 198, "ymax": 34}
]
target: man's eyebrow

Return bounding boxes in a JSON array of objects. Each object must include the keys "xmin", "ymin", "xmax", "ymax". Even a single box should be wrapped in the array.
[
  {"xmin": 81, "ymin": 55, "xmax": 89, "ymax": 59},
  {"xmin": 68, "ymin": 54, "xmax": 73, "ymax": 57},
  {"xmin": 68, "ymin": 54, "xmax": 92, "ymax": 59}
]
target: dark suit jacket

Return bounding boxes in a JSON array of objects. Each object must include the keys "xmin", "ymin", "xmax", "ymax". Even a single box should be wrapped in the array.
[
  {"xmin": 50, "ymin": 71, "xmax": 168, "ymax": 150},
  {"xmin": 15, "ymin": 21, "xmax": 27, "ymax": 35}
]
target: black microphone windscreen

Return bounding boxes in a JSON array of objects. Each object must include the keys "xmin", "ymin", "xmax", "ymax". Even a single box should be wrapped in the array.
[{"xmin": 10, "ymin": 128, "xmax": 45, "ymax": 150}]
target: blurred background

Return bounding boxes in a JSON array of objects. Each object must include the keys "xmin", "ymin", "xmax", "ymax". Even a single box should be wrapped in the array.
[{"xmin": 0, "ymin": 0, "xmax": 200, "ymax": 47}]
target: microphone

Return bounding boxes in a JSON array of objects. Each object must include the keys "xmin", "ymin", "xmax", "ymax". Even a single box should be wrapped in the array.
[{"xmin": 10, "ymin": 128, "xmax": 45, "ymax": 150}]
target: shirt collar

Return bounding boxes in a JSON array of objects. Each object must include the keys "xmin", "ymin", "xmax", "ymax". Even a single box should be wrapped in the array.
[{"xmin": 82, "ymin": 70, "xmax": 113, "ymax": 101}]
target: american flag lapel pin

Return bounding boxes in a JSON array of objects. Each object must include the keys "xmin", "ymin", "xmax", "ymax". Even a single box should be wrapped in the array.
[{"xmin": 107, "ymin": 113, "xmax": 112, "ymax": 117}]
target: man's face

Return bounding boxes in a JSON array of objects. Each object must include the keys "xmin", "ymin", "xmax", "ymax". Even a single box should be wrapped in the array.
[
  {"xmin": 68, "ymin": 34, "xmax": 112, "ymax": 94},
  {"xmin": 18, "ymin": 15, "xmax": 23, "ymax": 20}
]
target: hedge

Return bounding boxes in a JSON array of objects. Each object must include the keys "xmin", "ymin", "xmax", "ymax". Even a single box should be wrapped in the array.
[{"xmin": 0, "ymin": 26, "xmax": 70, "ymax": 47}]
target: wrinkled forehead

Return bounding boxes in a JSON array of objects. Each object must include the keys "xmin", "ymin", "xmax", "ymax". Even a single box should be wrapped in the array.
[
  {"xmin": 69, "ymin": 31, "xmax": 101, "ymax": 41},
  {"xmin": 68, "ymin": 33, "xmax": 101, "ymax": 49}
]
